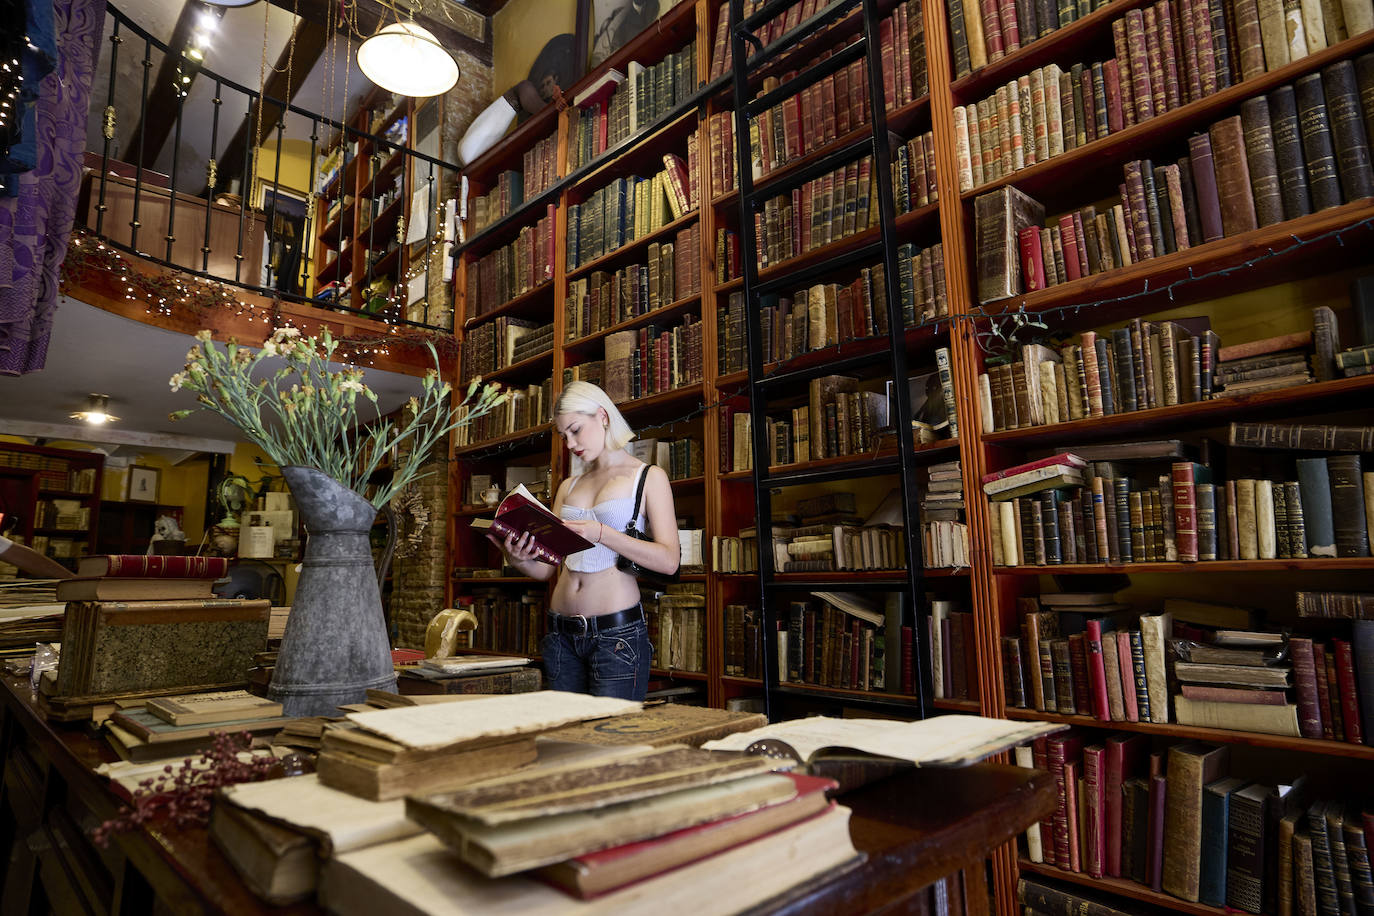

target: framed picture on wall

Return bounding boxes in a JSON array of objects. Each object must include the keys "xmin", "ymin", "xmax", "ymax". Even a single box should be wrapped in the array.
[
  {"xmin": 127, "ymin": 466, "xmax": 160, "ymax": 504},
  {"xmin": 587, "ymin": 0, "xmax": 662, "ymax": 69},
  {"xmin": 252, "ymin": 179, "xmax": 309, "ymax": 295}
]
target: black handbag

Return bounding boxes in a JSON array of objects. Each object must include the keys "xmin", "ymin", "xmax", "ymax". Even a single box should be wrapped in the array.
[{"xmin": 616, "ymin": 464, "xmax": 680, "ymax": 585}]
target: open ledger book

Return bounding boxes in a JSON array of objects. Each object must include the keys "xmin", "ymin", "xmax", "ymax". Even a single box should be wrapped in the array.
[{"xmin": 469, "ymin": 484, "xmax": 593, "ymax": 564}]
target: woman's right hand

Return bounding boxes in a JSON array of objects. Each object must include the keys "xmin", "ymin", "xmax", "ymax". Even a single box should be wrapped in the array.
[{"xmin": 489, "ymin": 530, "xmax": 541, "ymax": 564}]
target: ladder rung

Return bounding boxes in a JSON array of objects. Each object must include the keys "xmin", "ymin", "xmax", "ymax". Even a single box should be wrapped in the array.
[
  {"xmin": 742, "ymin": 138, "xmax": 875, "ymax": 207},
  {"xmin": 751, "ymin": 240, "xmax": 885, "ymax": 296},
  {"xmin": 761, "ymin": 457, "xmax": 902, "ymax": 489},
  {"xmin": 753, "ymin": 345, "xmax": 890, "ymax": 390},
  {"xmin": 744, "ymin": 40, "xmax": 865, "ymax": 117},
  {"xmin": 738, "ymin": 0, "xmax": 865, "ymax": 69}
]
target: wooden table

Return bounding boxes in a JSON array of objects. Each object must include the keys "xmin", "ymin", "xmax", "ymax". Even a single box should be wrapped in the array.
[{"xmin": 0, "ymin": 676, "xmax": 1054, "ymax": 915}]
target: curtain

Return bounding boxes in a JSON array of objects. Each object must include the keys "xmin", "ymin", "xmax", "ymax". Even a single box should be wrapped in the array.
[{"xmin": 0, "ymin": 0, "xmax": 104, "ymax": 375}]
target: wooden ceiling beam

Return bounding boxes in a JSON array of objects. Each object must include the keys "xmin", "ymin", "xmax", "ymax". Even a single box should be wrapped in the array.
[
  {"xmin": 126, "ymin": 1, "xmax": 222, "ymax": 169},
  {"xmin": 277, "ymin": 0, "xmax": 492, "ymax": 65}
]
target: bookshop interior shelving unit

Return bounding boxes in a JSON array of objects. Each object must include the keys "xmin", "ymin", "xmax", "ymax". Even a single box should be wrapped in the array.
[
  {"xmin": 0, "ymin": 443, "xmax": 104, "ymax": 571},
  {"xmin": 311, "ymin": 86, "xmax": 415, "ymax": 313},
  {"xmin": 448, "ymin": 0, "xmax": 1374, "ymax": 913}
]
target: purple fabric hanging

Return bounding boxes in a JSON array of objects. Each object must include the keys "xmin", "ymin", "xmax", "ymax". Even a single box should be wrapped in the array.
[{"xmin": 0, "ymin": 0, "xmax": 104, "ymax": 375}]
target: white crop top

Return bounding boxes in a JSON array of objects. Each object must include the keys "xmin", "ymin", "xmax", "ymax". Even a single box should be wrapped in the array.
[{"xmin": 558, "ymin": 467, "xmax": 647, "ymax": 573}]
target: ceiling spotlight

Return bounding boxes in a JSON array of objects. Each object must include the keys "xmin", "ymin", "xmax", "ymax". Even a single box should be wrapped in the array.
[
  {"xmin": 357, "ymin": 22, "xmax": 459, "ymax": 98},
  {"xmin": 71, "ymin": 393, "xmax": 119, "ymax": 425}
]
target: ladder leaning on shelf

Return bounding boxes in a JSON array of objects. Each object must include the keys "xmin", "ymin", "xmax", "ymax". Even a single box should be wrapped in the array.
[{"xmin": 727, "ymin": 0, "xmax": 934, "ymax": 718}]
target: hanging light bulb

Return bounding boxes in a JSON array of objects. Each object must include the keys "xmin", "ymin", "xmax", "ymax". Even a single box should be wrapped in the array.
[
  {"xmin": 357, "ymin": 22, "xmax": 459, "ymax": 98},
  {"xmin": 71, "ymin": 393, "xmax": 119, "ymax": 425}
]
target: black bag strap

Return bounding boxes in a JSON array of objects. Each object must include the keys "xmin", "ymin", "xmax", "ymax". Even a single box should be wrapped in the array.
[{"xmin": 627, "ymin": 463, "xmax": 650, "ymax": 529}]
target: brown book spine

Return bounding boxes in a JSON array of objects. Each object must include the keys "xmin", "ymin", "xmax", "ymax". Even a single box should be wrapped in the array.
[
  {"xmin": 1163, "ymin": 163, "xmax": 1190, "ymax": 249},
  {"xmin": 1127, "ymin": 11, "xmax": 1156, "ymax": 122},
  {"xmin": 1179, "ymin": 0, "xmax": 1203, "ymax": 102},
  {"xmin": 1194, "ymin": 0, "xmax": 1219, "ymax": 96},
  {"xmin": 1329, "ymin": 454, "xmax": 1370, "ymax": 557},
  {"xmin": 1112, "ymin": 20, "xmax": 1138, "ymax": 127},
  {"xmin": 1124, "ymin": 160, "xmax": 1157, "ymax": 258},
  {"xmin": 1296, "ymin": 71, "xmax": 1344, "ymax": 210},
  {"xmin": 1289, "ymin": 636, "xmax": 1325, "ymax": 738},
  {"xmin": 1156, "ymin": 0, "xmax": 1183, "ymax": 111},
  {"xmin": 1143, "ymin": 6, "xmax": 1169, "ymax": 118},
  {"xmin": 1209, "ymin": 115, "xmax": 1260, "ymax": 236},
  {"xmin": 1332, "ymin": 639, "xmax": 1364, "ymax": 744},
  {"xmin": 1324, "ymin": 648, "xmax": 1346, "ymax": 740},
  {"xmin": 1241, "ymin": 96, "xmax": 1286, "ymax": 227},
  {"xmin": 1270, "ymin": 85, "xmax": 1315, "ymax": 219},
  {"xmin": 1162, "ymin": 743, "xmax": 1231, "ymax": 901},
  {"xmin": 1323, "ymin": 60, "xmax": 1374, "ymax": 202},
  {"xmin": 1233, "ymin": 0, "xmax": 1268, "ymax": 80},
  {"xmin": 1314, "ymin": 640, "xmax": 1337, "ymax": 739}
]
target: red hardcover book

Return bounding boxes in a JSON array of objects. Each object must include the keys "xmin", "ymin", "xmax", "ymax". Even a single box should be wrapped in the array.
[
  {"xmin": 1068, "ymin": 634, "xmax": 1092, "ymax": 716},
  {"xmin": 1288, "ymin": 636, "xmax": 1324, "ymax": 739},
  {"xmin": 1019, "ymin": 225, "xmax": 1046, "ymax": 291},
  {"xmin": 1085, "ymin": 619, "xmax": 1112, "ymax": 721},
  {"xmin": 1324, "ymin": 649, "xmax": 1345, "ymax": 741},
  {"xmin": 1047, "ymin": 731, "xmax": 1084, "ymax": 869},
  {"xmin": 900, "ymin": 625, "xmax": 914, "ymax": 694},
  {"xmin": 1064, "ymin": 758, "xmax": 1083, "ymax": 872},
  {"xmin": 1313, "ymin": 641, "xmax": 1337, "ymax": 740},
  {"xmin": 979, "ymin": 0, "xmax": 1006, "ymax": 60},
  {"xmin": 76, "ymin": 555, "xmax": 231, "ymax": 578},
  {"xmin": 1083, "ymin": 744, "xmax": 1107, "ymax": 878},
  {"xmin": 998, "ymin": 0, "xmax": 1021, "ymax": 52},
  {"xmin": 540, "ymin": 773, "xmax": 839, "ymax": 899},
  {"xmin": 1125, "ymin": 10, "xmax": 1156, "ymax": 123},
  {"xmin": 1105, "ymin": 734, "xmax": 1150, "ymax": 877},
  {"xmin": 1058, "ymin": 215, "xmax": 1081, "ymax": 282},
  {"xmin": 981, "ymin": 453, "xmax": 1089, "ymax": 485},
  {"xmin": 1171, "ymin": 462, "xmax": 1203, "ymax": 562},
  {"xmin": 471, "ymin": 484, "xmax": 594, "ymax": 565},
  {"xmin": 1071, "ymin": 210, "xmax": 1091, "ymax": 278},
  {"xmin": 1032, "ymin": 736, "xmax": 1058, "ymax": 866},
  {"xmin": 1332, "ymin": 638, "xmax": 1364, "ymax": 745},
  {"xmin": 819, "ymin": 76, "xmax": 837, "ymax": 144},
  {"xmin": 1103, "ymin": 59, "xmax": 1125, "ymax": 134}
]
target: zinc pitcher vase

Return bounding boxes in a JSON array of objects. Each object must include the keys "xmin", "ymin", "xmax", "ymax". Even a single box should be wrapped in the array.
[{"xmin": 269, "ymin": 465, "xmax": 397, "ymax": 716}]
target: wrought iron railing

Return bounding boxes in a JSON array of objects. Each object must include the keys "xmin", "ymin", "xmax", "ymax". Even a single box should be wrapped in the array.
[{"xmin": 83, "ymin": 5, "xmax": 462, "ymax": 333}]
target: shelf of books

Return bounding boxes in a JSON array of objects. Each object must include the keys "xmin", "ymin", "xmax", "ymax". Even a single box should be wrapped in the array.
[{"xmin": 447, "ymin": 0, "xmax": 1374, "ymax": 909}]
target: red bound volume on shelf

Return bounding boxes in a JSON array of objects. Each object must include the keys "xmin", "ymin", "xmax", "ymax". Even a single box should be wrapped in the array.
[{"xmin": 76, "ymin": 555, "xmax": 231, "ymax": 579}]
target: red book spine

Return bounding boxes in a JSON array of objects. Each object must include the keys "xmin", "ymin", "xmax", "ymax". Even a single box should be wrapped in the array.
[
  {"xmin": 1058, "ymin": 215, "xmax": 1082, "ymax": 282},
  {"xmin": 1033, "ymin": 736, "xmax": 1057, "ymax": 867},
  {"xmin": 1047, "ymin": 735, "xmax": 1083, "ymax": 869},
  {"xmin": 1064, "ymin": 758, "xmax": 1083, "ymax": 872},
  {"xmin": 1104, "ymin": 59, "xmax": 1125, "ymax": 134},
  {"xmin": 850, "ymin": 619, "xmax": 861, "ymax": 690},
  {"xmin": 1333, "ymin": 638, "xmax": 1364, "ymax": 744},
  {"xmin": 94, "ymin": 555, "xmax": 231, "ymax": 578},
  {"xmin": 1085, "ymin": 620, "xmax": 1112, "ymax": 721},
  {"xmin": 1019, "ymin": 225, "xmax": 1046, "ymax": 291},
  {"xmin": 1171, "ymin": 462, "xmax": 1200, "ymax": 562},
  {"xmin": 1147, "ymin": 771, "xmax": 1167, "ymax": 890},
  {"xmin": 900, "ymin": 625, "xmax": 914, "ymax": 694},
  {"xmin": 1314, "ymin": 641, "xmax": 1337, "ymax": 740},
  {"xmin": 1289, "ymin": 636, "xmax": 1324, "ymax": 739},
  {"xmin": 979, "ymin": 0, "xmax": 1006, "ymax": 61},
  {"xmin": 1117, "ymin": 631, "xmax": 1139, "ymax": 721},
  {"xmin": 1324, "ymin": 649, "xmax": 1346, "ymax": 741},
  {"xmin": 1071, "ymin": 210, "xmax": 1090, "ymax": 278},
  {"xmin": 998, "ymin": 0, "xmax": 1021, "ymax": 52},
  {"xmin": 1125, "ymin": 10, "xmax": 1156, "ymax": 123},
  {"xmin": 1084, "ymin": 745, "xmax": 1106, "ymax": 878}
]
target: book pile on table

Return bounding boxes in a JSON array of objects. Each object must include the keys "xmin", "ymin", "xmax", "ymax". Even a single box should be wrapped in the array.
[
  {"xmin": 104, "ymin": 688, "xmax": 292, "ymax": 763},
  {"xmin": 40, "ymin": 555, "xmax": 271, "ymax": 721},
  {"xmin": 395, "ymin": 653, "xmax": 541, "ymax": 696}
]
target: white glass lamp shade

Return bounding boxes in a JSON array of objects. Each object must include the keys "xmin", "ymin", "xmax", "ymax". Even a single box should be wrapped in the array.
[
  {"xmin": 357, "ymin": 22, "xmax": 459, "ymax": 98},
  {"xmin": 201, "ymin": 0, "xmax": 261, "ymax": 7}
]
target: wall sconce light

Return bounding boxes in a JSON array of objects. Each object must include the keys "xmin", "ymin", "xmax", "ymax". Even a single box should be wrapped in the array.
[
  {"xmin": 71, "ymin": 393, "xmax": 119, "ymax": 425},
  {"xmin": 358, "ymin": 22, "xmax": 459, "ymax": 98}
]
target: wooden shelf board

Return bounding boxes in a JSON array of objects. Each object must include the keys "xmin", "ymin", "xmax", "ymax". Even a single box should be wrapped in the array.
[
  {"xmin": 563, "ymin": 293, "xmax": 704, "ymax": 354},
  {"xmin": 453, "ymin": 424, "xmax": 552, "ymax": 458},
  {"xmin": 567, "ymin": 109, "xmax": 702, "ymax": 196},
  {"xmin": 755, "ymin": 223, "xmax": 882, "ymax": 285},
  {"xmin": 649, "ymin": 669, "xmax": 709, "ymax": 681},
  {"xmin": 982, "ymin": 372, "xmax": 1374, "ymax": 446},
  {"xmin": 1017, "ymin": 861, "xmax": 1224, "ymax": 916},
  {"xmin": 463, "ymin": 279, "xmax": 556, "ymax": 329},
  {"xmin": 1004, "ymin": 706, "xmax": 1374, "ymax": 760},
  {"xmin": 566, "ymin": 211, "xmax": 701, "ymax": 282},
  {"xmin": 613, "ymin": 383, "xmax": 707, "ymax": 418},
  {"xmin": 720, "ymin": 676, "xmax": 765, "ymax": 687},
  {"xmin": 483, "ymin": 348, "xmax": 554, "ymax": 385},
  {"xmin": 933, "ymin": 697, "xmax": 981, "ymax": 712},
  {"xmin": 766, "ymin": 449, "xmax": 901, "ymax": 477},
  {"xmin": 773, "ymin": 682, "xmax": 923, "ymax": 706},
  {"xmin": 713, "ymin": 275, "xmax": 744, "ymax": 294},
  {"xmin": 456, "ymin": 183, "xmax": 563, "ymax": 259},
  {"xmin": 994, "ymin": 557, "xmax": 1374, "ymax": 574}
]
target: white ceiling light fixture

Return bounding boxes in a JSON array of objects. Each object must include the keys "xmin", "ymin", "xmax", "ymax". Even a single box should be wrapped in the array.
[
  {"xmin": 199, "ymin": 0, "xmax": 260, "ymax": 8},
  {"xmin": 357, "ymin": 22, "xmax": 459, "ymax": 98},
  {"xmin": 71, "ymin": 393, "xmax": 119, "ymax": 426}
]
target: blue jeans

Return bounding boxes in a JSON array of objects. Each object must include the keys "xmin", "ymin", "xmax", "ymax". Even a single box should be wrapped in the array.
[{"xmin": 541, "ymin": 614, "xmax": 651, "ymax": 700}]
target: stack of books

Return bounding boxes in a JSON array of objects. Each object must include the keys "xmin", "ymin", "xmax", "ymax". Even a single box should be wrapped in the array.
[
  {"xmin": 43, "ymin": 555, "xmax": 271, "ymax": 721},
  {"xmin": 1170, "ymin": 631, "xmax": 1296, "ymax": 735},
  {"xmin": 396, "ymin": 654, "xmax": 541, "ymax": 696},
  {"xmin": 922, "ymin": 460, "xmax": 969, "ymax": 569},
  {"xmin": 105, "ymin": 688, "xmax": 291, "ymax": 762}
]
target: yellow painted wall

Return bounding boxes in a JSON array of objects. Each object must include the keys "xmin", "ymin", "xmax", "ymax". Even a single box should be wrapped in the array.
[
  {"xmin": 254, "ymin": 138, "xmax": 313, "ymax": 196},
  {"xmin": 492, "ymin": 0, "xmax": 577, "ymax": 105}
]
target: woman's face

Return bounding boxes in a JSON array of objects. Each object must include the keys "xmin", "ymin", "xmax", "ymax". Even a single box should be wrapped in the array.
[{"xmin": 555, "ymin": 410, "xmax": 607, "ymax": 463}]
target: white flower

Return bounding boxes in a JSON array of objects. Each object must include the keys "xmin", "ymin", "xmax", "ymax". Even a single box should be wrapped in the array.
[
  {"xmin": 259, "ymin": 339, "xmax": 279, "ymax": 358},
  {"xmin": 270, "ymin": 327, "xmax": 301, "ymax": 341},
  {"xmin": 169, "ymin": 371, "xmax": 187, "ymax": 392},
  {"xmin": 194, "ymin": 329, "xmax": 212, "ymax": 343},
  {"xmin": 339, "ymin": 378, "xmax": 366, "ymax": 394}
]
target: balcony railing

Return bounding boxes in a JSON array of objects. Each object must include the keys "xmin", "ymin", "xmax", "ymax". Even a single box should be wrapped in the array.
[{"xmin": 82, "ymin": 5, "xmax": 461, "ymax": 332}]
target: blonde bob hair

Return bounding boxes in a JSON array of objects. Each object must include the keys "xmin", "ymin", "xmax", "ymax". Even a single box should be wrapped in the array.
[{"xmin": 554, "ymin": 381, "xmax": 636, "ymax": 452}]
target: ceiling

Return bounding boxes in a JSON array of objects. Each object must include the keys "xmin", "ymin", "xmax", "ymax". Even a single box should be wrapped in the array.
[{"xmin": 0, "ymin": 297, "xmax": 425, "ymax": 464}]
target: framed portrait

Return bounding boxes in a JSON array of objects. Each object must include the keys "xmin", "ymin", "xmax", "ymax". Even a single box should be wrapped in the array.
[
  {"xmin": 127, "ymin": 466, "xmax": 160, "ymax": 504},
  {"xmin": 251, "ymin": 179, "xmax": 310, "ymax": 294},
  {"xmin": 587, "ymin": 0, "xmax": 663, "ymax": 69}
]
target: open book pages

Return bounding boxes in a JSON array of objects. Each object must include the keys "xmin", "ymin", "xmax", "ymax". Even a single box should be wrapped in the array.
[
  {"xmin": 469, "ymin": 483, "xmax": 594, "ymax": 564},
  {"xmin": 810, "ymin": 591, "xmax": 883, "ymax": 626},
  {"xmin": 218, "ymin": 773, "xmax": 423, "ymax": 856},
  {"xmin": 702, "ymin": 715, "xmax": 1067, "ymax": 766},
  {"xmin": 344, "ymin": 692, "xmax": 641, "ymax": 751}
]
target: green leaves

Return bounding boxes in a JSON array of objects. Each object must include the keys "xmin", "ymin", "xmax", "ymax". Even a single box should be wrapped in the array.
[{"xmin": 169, "ymin": 331, "xmax": 506, "ymax": 509}]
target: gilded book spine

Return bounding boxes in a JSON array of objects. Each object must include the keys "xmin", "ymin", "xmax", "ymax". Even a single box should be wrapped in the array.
[{"xmin": 1295, "ymin": 72, "xmax": 1344, "ymax": 210}]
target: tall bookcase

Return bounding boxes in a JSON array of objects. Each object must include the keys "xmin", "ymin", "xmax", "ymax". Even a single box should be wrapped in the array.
[
  {"xmin": 0, "ymin": 443, "xmax": 104, "ymax": 572},
  {"xmin": 449, "ymin": 0, "xmax": 1374, "ymax": 913}
]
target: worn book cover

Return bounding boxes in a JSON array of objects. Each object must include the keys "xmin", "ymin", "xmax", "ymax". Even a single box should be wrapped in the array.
[
  {"xmin": 469, "ymin": 484, "xmax": 592, "ymax": 564},
  {"xmin": 540, "ymin": 703, "xmax": 766, "ymax": 748}
]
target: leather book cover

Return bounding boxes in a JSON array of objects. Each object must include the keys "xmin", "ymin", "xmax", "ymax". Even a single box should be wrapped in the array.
[
  {"xmin": 1226, "ymin": 781, "xmax": 1272, "ymax": 913},
  {"xmin": 1122, "ymin": 777, "xmax": 1151, "ymax": 884},
  {"xmin": 1156, "ymin": 0, "xmax": 1183, "ymax": 111},
  {"xmin": 1328, "ymin": 455, "xmax": 1369, "ymax": 557},
  {"xmin": 1240, "ymin": 96, "xmax": 1285, "ymax": 227},
  {"xmin": 1324, "ymin": 60, "xmax": 1374, "ymax": 202},
  {"xmin": 1148, "ymin": 770, "xmax": 1168, "ymax": 891},
  {"xmin": 1162, "ymin": 164, "xmax": 1190, "ymax": 250},
  {"xmin": 1209, "ymin": 115, "xmax": 1260, "ymax": 236},
  {"xmin": 1151, "ymin": 164, "xmax": 1178, "ymax": 254},
  {"xmin": 1270, "ymin": 85, "xmax": 1316, "ymax": 219},
  {"xmin": 1163, "ymin": 742, "xmax": 1232, "ymax": 901},
  {"xmin": 1326, "ymin": 804, "xmax": 1359, "ymax": 916},
  {"xmin": 1353, "ymin": 621, "xmax": 1374, "ymax": 747},
  {"xmin": 1123, "ymin": 160, "xmax": 1157, "ymax": 258},
  {"xmin": 1187, "ymin": 132, "xmax": 1226, "ymax": 242},
  {"xmin": 1331, "ymin": 639, "xmax": 1364, "ymax": 744},
  {"xmin": 1047, "ymin": 731, "xmax": 1084, "ymax": 869},
  {"xmin": 1317, "ymin": 642, "xmax": 1341, "ymax": 740},
  {"xmin": 1175, "ymin": 154, "xmax": 1204, "ymax": 248},
  {"xmin": 1201, "ymin": 775, "xmax": 1249, "ymax": 906},
  {"xmin": 1344, "ymin": 812, "xmax": 1374, "ymax": 914},
  {"xmin": 1295, "ymin": 72, "xmax": 1344, "ymax": 210},
  {"xmin": 1125, "ymin": 10, "xmax": 1156, "ymax": 122},
  {"xmin": 1310, "ymin": 800, "xmax": 1345, "ymax": 914},
  {"xmin": 1289, "ymin": 636, "xmax": 1325, "ymax": 738},
  {"xmin": 1082, "ymin": 744, "xmax": 1107, "ymax": 877},
  {"xmin": 1117, "ymin": 631, "xmax": 1139, "ymax": 721},
  {"xmin": 1297, "ymin": 457, "xmax": 1338, "ymax": 557}
]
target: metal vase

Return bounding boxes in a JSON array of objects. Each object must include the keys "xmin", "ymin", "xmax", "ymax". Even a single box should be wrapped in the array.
[{"xmin": 269, "ymin": 465, "xmax": 397, "ymax": 716}]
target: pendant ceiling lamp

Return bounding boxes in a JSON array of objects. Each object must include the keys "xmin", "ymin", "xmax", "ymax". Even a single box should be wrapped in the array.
[
  {"xmin": 357, "ymin": 22, "xmax": 459, "ymax": 97},
  {"xmin": 200, "ymin": 0, "xmax": 261, "ymax": 7}
]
